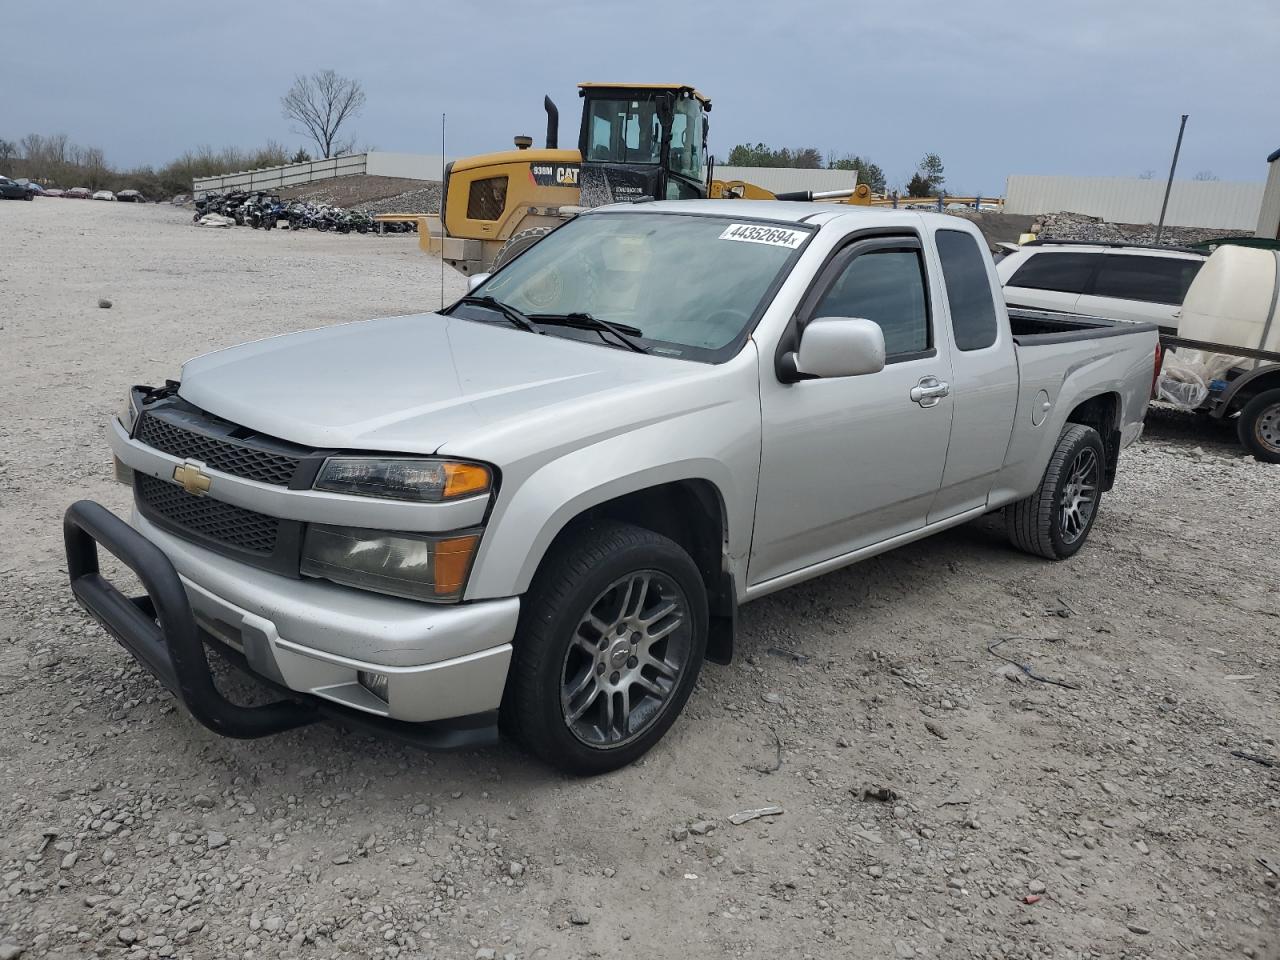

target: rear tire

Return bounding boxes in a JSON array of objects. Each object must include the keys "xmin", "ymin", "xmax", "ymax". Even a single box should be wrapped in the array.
[
  {"xmin": 1006, "ymin": 424, "xmax": 1106, "ymax": 560},
  {"xmin": 504, "ymin": 521, "xmax": 708, "ymax": 775},
  {"xmin": 1236, "ymin": 389, "xmax": 1280, "ymax": 463},
  {"xmin": 492, "ymin": 226, "xmax": 555, "ymax": 271}
]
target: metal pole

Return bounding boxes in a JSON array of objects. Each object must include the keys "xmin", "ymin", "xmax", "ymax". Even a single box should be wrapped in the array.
[
  {"xmin": 440, "ymin": 113, "xmax": 446, "ymax": 311},
  {"xmin": 1155, "ymin": 114, "xmax": 1188, "ymax": 245}
]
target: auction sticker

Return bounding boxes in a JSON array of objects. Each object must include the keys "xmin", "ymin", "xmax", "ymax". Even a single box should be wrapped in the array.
[{"xmin": 718, "ymin": 223, "xmax": 807, "ymax": 248}]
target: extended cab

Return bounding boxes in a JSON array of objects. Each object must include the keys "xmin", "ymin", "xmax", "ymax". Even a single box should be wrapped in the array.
[{"xmin": 65, "ymin": 201, "xmax": 1161, "ymax": 774}]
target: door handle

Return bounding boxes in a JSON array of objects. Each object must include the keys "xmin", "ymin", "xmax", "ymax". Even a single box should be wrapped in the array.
[{"xmin": 910, "ymin": 376, "xmax": 950, "ymax": 408}]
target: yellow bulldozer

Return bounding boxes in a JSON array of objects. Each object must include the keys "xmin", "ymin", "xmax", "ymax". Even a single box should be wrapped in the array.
[{"xmin": 425, "ymin": 83, "xmax": 870, "ymax": 275}]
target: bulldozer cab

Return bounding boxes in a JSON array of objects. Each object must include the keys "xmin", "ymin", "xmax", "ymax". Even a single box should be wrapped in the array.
[{"xmin": 576, "ymin": 83, "xmax": 710, "ymax": 204}]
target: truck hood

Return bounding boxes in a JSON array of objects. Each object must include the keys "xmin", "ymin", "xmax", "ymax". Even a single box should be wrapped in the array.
[{"xmin": 177, "ymin": 313, "xmax": 693, "ymax": 452}]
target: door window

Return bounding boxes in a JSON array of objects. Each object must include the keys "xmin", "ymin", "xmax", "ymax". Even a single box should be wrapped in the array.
[
  {"xmin": 1006, "ymin": 252, "xmax": 1097, "ymax": 293},
  {"xmin": 667, "ymin": 98, "xmax": 705, "ymax": 181},
  {"xmin": 812, "ymin": 248, "xmax": 930, "ymax": 357},
  {"xmin": 1091, "ymin": 255, "xmax": 1202, "ymax": 305},
  {"xmin": 936, "ymin": 229, "xmax": 999, "ymax": 350}
]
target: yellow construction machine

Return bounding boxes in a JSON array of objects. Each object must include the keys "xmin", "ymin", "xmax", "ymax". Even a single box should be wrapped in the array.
[{"xmin": 424, "ymin": 83, "xmax": 870, "ymax": 274}]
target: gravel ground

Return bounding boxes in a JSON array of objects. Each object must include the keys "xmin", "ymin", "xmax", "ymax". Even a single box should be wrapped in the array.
[{"xmin": 0, "ymin": 200, "xmax": 1277, "ymax": 960}]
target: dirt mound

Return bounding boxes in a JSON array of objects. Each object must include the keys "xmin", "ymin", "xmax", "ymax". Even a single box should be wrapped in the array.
[{"xmin": 280, "ymin": 175, "xmax": 435, "ymax": 208}]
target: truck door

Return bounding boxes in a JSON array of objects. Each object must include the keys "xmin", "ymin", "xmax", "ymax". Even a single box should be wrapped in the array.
[
  {"xmin": 750, "ymin": 236, "xmax": 955, "ymax": 587},
  {"xmin": 927, "ymin": 227, "xmax": 1020, "ymax": 521}
]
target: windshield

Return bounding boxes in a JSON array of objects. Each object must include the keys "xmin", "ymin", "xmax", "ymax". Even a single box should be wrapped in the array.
[
  {"xmin": 584, "ymin": 98, "xmax": 662, "ymax": 165},
  {"xmin": 460, "ymin": 213, "xmax": 812, "ymax": 361}
]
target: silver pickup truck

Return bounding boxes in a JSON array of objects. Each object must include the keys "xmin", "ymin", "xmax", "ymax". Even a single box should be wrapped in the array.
[{"xmin": 65, "ymin": 200, "xmax": 1160, "ymax": 774}]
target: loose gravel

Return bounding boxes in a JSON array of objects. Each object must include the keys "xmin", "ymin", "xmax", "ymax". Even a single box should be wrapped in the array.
[
  {"xmin": 0, "ymin": 200, "xmax": 1276, "ymax": 960},
  {"xmin": 1034, "ymin": 211, "xmax": 1251, "ymax": 247}
]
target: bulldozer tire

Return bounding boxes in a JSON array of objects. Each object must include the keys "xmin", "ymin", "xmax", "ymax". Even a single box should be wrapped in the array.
[{"xmin": 493, "ymin": 227, "xmax": 555, "ymax": 271}]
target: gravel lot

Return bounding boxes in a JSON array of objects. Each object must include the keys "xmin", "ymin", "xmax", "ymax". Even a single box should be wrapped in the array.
[{"xmin": 0, "ymin": 200, "xmax": 1277, "ymax": 960}]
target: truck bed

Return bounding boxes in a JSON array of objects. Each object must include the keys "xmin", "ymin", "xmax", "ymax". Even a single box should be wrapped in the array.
[{"xmin": 1008, "ymin": 307, "xmax": 1159, "ymax": 345}]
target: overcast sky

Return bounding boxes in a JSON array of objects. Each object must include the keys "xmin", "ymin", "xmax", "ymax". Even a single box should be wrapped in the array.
[{"xmin": 3, "ymin": 0, "xmax": 1277, "ymax": 195}]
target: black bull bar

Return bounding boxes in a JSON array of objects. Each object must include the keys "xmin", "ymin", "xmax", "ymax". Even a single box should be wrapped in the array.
[
  {"xmin": 62, "ymin": 500, "xmax": 499, "ymax": 750},
  {"xmin": 63, "ymin": 499, "xmax": 318, "ymax": 737}
]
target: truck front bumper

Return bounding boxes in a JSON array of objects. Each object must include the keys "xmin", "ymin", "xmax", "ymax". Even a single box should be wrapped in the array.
[{"xmin": 63, "ymin": 500, "xmax": 517, "ymax": 749}]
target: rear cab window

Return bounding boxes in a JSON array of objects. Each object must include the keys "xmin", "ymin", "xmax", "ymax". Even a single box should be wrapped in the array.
[{"xmin": 936, "ymin": 230, "xmax": 998, "ymax": 350}]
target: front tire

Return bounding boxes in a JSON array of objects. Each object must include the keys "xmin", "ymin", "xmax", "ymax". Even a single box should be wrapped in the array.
[
  {"xmin": 1006, "ymin": 424, "xmax": 1106, "ymax": 560},
  {"xmin": 505, "ymin": 521, "xmax": 708, "ymax": 775},
  {"xmin": 1236, "ymin": 389, "xmax": 1280, "ymax": 463}
]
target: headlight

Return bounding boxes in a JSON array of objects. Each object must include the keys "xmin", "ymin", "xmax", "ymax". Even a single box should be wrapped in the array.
[
  {"xmin": 314, "ymin": 458, "xmax": 491, "ymax": 502},
  {"xmin": 300, "ymin": 524, "xmax": 480, "ymax": 603}
]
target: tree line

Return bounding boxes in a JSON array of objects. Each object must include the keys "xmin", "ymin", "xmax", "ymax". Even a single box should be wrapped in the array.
[
  {"xmin": 0, "ymin": 135, "xmax": 314, "ymax": 197},
  {"xmin": 0, "ymin": 70, "xmax": 366, "ymax": 198},
  {"xmin": 724, "ymin": 143, "xmax": 947, "ymax": 197}
]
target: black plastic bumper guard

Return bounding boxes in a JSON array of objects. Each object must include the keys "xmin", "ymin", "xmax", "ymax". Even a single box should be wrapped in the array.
[{"xmin": 63, "ymin": 500, "xmax": 498, "ymax": 749}]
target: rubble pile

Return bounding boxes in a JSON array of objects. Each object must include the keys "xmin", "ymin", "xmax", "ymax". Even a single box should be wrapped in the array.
[{"xmin": 1035, "ymin": 210, "xmax": 1250, "ymax": 247}]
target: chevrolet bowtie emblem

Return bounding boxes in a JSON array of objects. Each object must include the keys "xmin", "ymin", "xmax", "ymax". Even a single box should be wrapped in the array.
[{"xmin": 173, "ymin": 462, "xmax": 212, "ymax": 496}]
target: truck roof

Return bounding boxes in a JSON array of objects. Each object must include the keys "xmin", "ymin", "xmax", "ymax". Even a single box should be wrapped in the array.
[
  {"xmin": 590, "ymin": 199, "xmax": 930, "ymax": 229},
  {"xmin": 1019, "ymin": 239, "xmax": 1205, "ymax": 258}
]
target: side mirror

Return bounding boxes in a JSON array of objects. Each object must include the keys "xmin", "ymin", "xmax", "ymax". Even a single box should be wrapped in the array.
[
  {"xmin": 785, "ymin": 317, "xmax": 886, "ymax": 380},
  {"xmin": 467, "ymin": 272, "xmax": 491, "ymax": 292}
]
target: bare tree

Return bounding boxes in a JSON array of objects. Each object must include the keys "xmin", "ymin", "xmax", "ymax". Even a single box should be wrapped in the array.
[
  {"xmin": 0, "ymin": 139, "xmax": 15, "ymax": 164},
  {"xmin": 82, "ymin": 147, "xmax": 109, "ymax": 189},
  {"xmin": 281, "ymin": 70, "xmax": 366, "ymax": 159}
]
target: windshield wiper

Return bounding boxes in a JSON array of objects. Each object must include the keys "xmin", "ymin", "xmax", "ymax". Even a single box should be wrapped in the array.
[
  {"xmin": 454, "ymin": 295, "xmax": 542, "ymax": 334},
  {"xmin": 527, "ymin": 312, "xmax": 648, "ymax": 353}
]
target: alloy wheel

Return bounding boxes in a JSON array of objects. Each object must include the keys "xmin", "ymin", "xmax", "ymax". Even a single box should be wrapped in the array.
[
  {"xmin": 1059, "ymin": 447, "xmax": 1099, "ymax": 544},
  {"xmin": 560, "ymin": 570, "xmax": 691, "ymax": 748}
]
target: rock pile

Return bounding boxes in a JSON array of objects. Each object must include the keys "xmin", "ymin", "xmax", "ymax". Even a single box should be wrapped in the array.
[
  {"xmin": 361, "ymin": 184, "xmax": 442, "ymax": 215},
  {"xmin": 1034, "ymin": 210, "xmax": 1250, "ymax": 247}
]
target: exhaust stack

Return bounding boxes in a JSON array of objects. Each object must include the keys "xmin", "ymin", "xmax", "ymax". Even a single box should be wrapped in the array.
[{"xmin": 544, "ymin": 96, "xmax": 559, "ymax": 149}]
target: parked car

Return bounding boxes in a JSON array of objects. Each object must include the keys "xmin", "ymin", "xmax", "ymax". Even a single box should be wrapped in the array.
[
  {"xmin": 997, "ymin": 241, "xmax": 1205, "ymax": 334},
  {"xmin": 43, "ymin": 188, "xmax": 64, "ymax": 198},
  {"xmin": 0, "ymin": 177, "xmax": 31, "ymax": 200},
  {"xmin": 65, "ymin": 187, "xmax": 92, "ymax": 199},
  {"xmin": 92, "ymin": 190, "xmax": 116, "ymax": 201},
  {"xmin": 23, "ymin": 181, "xmax": 46, "ymax": 197},
  {"xmin": 64, "ymin": 200, "xmax": 1160, "ymax": 774},
  {"xmin": 116, "ymin": 190, "xmax": 145, "ymax": 203}
]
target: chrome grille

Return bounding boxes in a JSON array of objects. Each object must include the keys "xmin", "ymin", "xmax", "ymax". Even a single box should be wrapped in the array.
[
  {"xmin": 136, "ymin": 474, "xmax": 279, "ymax": 555},
  {"xmin": 136, "ymin": 413, "xmax": 300, "ymax": 486}
]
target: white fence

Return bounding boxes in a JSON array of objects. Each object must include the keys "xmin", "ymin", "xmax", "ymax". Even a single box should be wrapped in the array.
[
  {"xmin": 193, "ymin": 154, "xmax": 367, "ymax": 196},
  {"xmin": 1005, "ymin": 175, "xmax": 1266, "ymax": 231},
  {"xmin": 191, "ymin": 151, "xmax": 454, "ymax": 197},
  {"xmin": 366, "ymin": 152, "xmax": 449, "ymax": 180},
  {"xmin": 712, "ymin": 166, "xmax": 858, "ymax": 194},
  {"xmin": 191, "ymin": 155, "xmax": 856, "ymax": 199}
]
